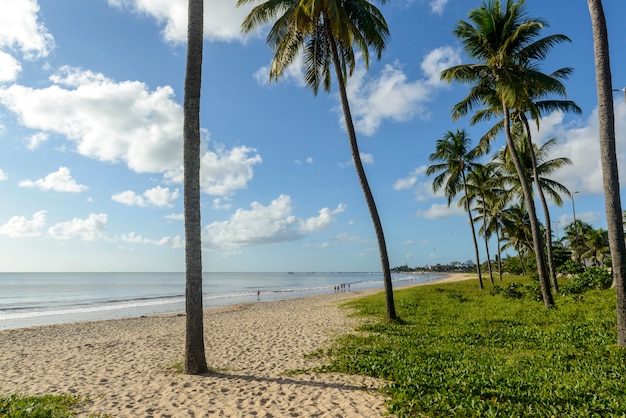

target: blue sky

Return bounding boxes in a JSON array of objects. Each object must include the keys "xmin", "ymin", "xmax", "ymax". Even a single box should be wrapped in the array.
[{"xmin": 0, "ymin": 0, "xmax": 624, "ymax": 272}]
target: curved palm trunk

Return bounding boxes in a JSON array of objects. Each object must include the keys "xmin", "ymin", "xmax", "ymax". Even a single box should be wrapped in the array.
[
  {"xmin": 480, "ymin": 195, "xmax": 494, "ymax": 284},
  {"xmin": 503, "ymin": 105, "xmax": 554, "ymax": 308},
  {"xmin": 183, "ymin": 0, "xmax": 209, "ymax": 375},
  {"xmin": 496, "ymin": 224, "xmax": 503, "ymax": 281},
  {"xmin": 521, "ymin": 116, "xmax": 559, "ymax": 293},
  {"xmin": 517, "ymin": 250, "xmax": 527, "ymax": 276},
  {"xmin": 588, "ymin": 0, "xmax": 626, "ymax": 346},
  {"xmin": 325, "ymin": 20, "xmax": 396, "ymax": 321},
  {"xmin": 462, "ymin": 174, "xmax": 484, "ymax": 289}
]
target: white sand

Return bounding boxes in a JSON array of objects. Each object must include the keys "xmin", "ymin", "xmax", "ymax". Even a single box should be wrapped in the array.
[{"xmin": 0, "ymin": 273, "xmax": 472, "ymax": 417}]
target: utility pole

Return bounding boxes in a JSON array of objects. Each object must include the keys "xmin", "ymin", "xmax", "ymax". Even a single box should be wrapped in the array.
[{"xmin": 613, "ymin": 87, "xmax": 626, "ymax": 103}]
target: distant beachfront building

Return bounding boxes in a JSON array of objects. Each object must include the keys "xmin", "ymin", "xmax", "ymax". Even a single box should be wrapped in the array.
[{"xmin": 424, "ymin": 260, "xmax": 475, "ymax": 272}]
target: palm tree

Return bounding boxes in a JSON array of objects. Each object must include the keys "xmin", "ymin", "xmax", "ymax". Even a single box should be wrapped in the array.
[
  {"xmin": 492, "ymin": 127, "xmax": 572, "ymax": 291},
  {"xmin": 466, "ymin": 162, "xmax": 505, "ymax": 284},
  {"xmin": 473, "ymin": 84, "xmax": 580, "ymax": 294},
  {"xmin": 238, "ymin": 0, "xmax": 397, "ymax": 320},
  {"xmin": 441, "ymin": 0, "xmax": 566, "ymax": 308},
  {"xmin": 563, "ymin": 219, "xmax": 594, "ymax": 264},
  {"xmin": 582, "ymin": 228, "xmax": 610, "ymax": 267},
  {"xmin": 587, "ymin": 0, "xmax": 626, "ymax": 346},
  {"xmin": 427, "ymin": 129, "xmax": 484, "ymax": 289},
  {"xmin": 500, "ymin": 203, "xmax": 534, "ymax": 275},
  {"xmin": 480, "ymin": 192, "xmax": 509, "ymax": 282},
  {"xmin": 183, "ymin": 0, "xmax": 209, "ymax": 375}
]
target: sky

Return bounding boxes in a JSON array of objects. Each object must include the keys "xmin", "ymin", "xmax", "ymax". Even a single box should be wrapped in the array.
[{"xmin": 0, "ymin": 0, "xmax": 624, "ymax": 272}]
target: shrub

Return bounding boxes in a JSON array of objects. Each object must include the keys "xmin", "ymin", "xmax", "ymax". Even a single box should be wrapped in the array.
[
  {"xmin": 559, "ymin": 260, "xmax": 586, "ymax": 275},
  {"xmin": 490, "ymin": 281, "xmax": 542, "ymax": 301},
  {"xmin": 561, "ymin": 267, "xmax": 613, "ymax": 295},
  {"xmin": 491, "ymin": 282, "xmax": 524, "ymax": 299}
]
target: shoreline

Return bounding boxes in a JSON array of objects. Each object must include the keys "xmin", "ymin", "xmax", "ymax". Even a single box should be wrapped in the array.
[
  {"xmin": 0, "ymin": 271, "xmax": 447, "ymax": 331},
  {"xmin": 0, "ymin": 272, "xmax": 472, "ymax": 417}
]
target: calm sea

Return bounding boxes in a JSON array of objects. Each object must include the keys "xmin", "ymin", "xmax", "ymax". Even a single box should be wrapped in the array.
[{"xmin": 0, "ymin": 272, "xmax": 444, "ymax": 330}]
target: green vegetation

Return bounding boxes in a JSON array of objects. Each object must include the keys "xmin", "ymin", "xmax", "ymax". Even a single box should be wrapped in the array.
[
  {"xmin": 0, "ymin": 394, "xmax": 81, "ymax": 418},
  {"xmin": 318, "ymin": 276, "xmax": 626, "ymax": 417}
]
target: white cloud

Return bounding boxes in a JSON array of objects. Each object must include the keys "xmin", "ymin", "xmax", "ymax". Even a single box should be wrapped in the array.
[
  {"xmin": 0, "ymin": 169, "xmax": 6, "ymax": 181},
  {"xmin": 112, "ymin": 186, "xmax": 179, "ymax": 208},
  {"xmin": 339, "ymin": 152, "xmax": 374, "ymax": 168},
  {"xmin": 0, "ymin": 66, "xmax": 261, "ymax": 196},
  {"xmin": 300, "ymin": 203, "xmax": 346, "ymax": 232},
  {"xmin": 393, "ymin": 167, "xmax": 427, "ymax": 190},
  {"xmin": 395, "ymin": 165, "xmax": 444, "ymax": 201},
  {"xmin": 212, "ymin": 197, "xmax": 232, "ymax": 210},
  {"xmin": 294, "ymin": 156, "xmax": 314, "ymax": 165},
  {"xmin": 345, "ymin": 48, "xmax": 460, "ymax": 135},
  {"xmin": 429, "ymin": 0, "xmax": 450, "ymax": 15},
  {"xmin": 525, "ymin": 100, "xmax": 626, "ymax": 195},
  {"xmin": 106, "ymin": 0, "xmax": 256, "ymax": 43},
  {"xmin": 0, "ymin": 0, "xmax": 54, "ymax": 59},
  {"xmin": 0, "ymin": 67, "xmax": 182, "ymax": 173},
  {"xmin": 253, "ymin": 55, "xmax": 305, "ymax": 87},
  {"xmin": 421, "ymin": 46, "xmax": 461, "ymax": 86},
  {"xmin": 346, "ymin": 63, "xmax": 428, "ymax": 135},
  {"xmin": 164, "ymin": 213, "xmax": 184, "ymax": 221},
  {"xmin": 18, "ymin": 166, "xmax": 88, "ymax": 193},
  {"xmin": 0, "ymin": 210, "xmax": 46, "ymax": 237},
  {"xmin": 47, "ymin": 213, "xmax": 107, "ymax": 241},
  {"xmin": 0, "ymin": 51, "xmax": 21, "ymax": 82},
  {"xmin": 25, "ymin": 131, "xmax": 48, "ymax": 150},
  {"xmin": 416, "ymin": 203, "xmax": 464, "ymax": 219},
  {"xmin": 199, "ymin": 145, "xmax": 262, "ymax": 195},
  {"xmin": 204, "ymin": 195, "xmax": 345, "ymax": 248},
  {"xmin": 120, "ymin": 231, "xmax": 184, "ymax": 248},
  {"xmin": 164, "ymin": 143, "xmax": 262, "ymax": 196}
]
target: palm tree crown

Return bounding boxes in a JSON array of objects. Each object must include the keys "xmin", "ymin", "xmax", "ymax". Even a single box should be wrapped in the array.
[{"xmin": 239, "ymin": 0, "xmax": 389, "ymax": 94}]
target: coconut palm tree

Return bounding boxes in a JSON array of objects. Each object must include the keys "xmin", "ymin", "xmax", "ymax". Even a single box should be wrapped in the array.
[
  {"xmin": 183, "ymin": 0, "xmax": 209, "ymax": 374},
  {"xmin": 582, "ymin": 228, "xmax": 610, "ymax": 267},
  {"xmin": 465, "ymin": 162, "xmax": 505, "ymax": 284},
  {"xmin": 492, "ymin": 126, "xmax": 572, "ymax": 291},
  {"xmin": 500, "ymin": 203, "xmax": 534, "ymax": 275},
  {"xmin": 587, "ymin": 0, "xmax": 626, "ymax": 346},
  {"xmin": 427, "ymin": 129, "xmax": 485, "ymax": 289},
  {"xmin": 472, "ymin": 79, "xmax": 580, "ymax": 293},
  {"xmin": 238, "ymin": 0, "xmax": 397, "ymax": 320},
  {"xmin": 563, "ymin": 219, "xmax": 594, "ymax": 264},
  {"xmin": 441, "ymin": 0, "xmax": 569, "ymax": 307},
  {"xmin": 476, "ymin": 188, "xmax": 509, "ymax": 281}
]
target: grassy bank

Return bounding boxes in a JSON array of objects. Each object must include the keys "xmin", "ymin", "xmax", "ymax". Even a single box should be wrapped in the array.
[{"xmin": 318, "ymin": 275, "xmax": 626, "ymax": 417}]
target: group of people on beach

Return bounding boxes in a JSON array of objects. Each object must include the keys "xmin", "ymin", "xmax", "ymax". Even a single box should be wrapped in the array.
[{"xmin": 334, "ymin": 283, "xmax": 350, "ymax": 293}]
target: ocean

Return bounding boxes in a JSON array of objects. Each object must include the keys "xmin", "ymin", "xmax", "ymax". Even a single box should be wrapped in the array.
[{"xmin": 0, "ymin": 272, "xmax": 444, "ymax": 330}]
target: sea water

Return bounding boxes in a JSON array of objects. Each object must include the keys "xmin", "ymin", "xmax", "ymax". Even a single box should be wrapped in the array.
[{"xmin": 0, "ymin": 271, "xmax": 443, "ymax": 330}]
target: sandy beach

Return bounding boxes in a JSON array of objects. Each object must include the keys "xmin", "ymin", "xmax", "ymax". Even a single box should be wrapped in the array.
[{"xmin": 0, "ymin": 273, "xmax": 471, "ymax": 417}]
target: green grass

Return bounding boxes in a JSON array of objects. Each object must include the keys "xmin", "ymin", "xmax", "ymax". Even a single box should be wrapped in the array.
[
  {"xmin": 0, "ymin": 394, "xmax": 81, "ymax": 418},
  {"xmin": 317, "ymin": 276, "xmax": 626, "ymax": 417}
]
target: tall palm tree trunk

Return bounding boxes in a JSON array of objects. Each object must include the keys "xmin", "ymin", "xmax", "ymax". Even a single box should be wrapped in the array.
[
  {"xmin": 462, "ymin": 175, "xmax": 484, "ymax": 289},
  {"xmin": 325, "ymin": 20, "xmax": 396, "ymax": 321},
  {"xmin": 503, "ymin": 105, "xmax": 554, "ymax": 308},
  {"xmin": 183, "ymin": 0, "xmax": 209, "ymax": 375},
  {"xmin": 588, "ymin": 0, "xmax": 626, "ymax": 346},
  {"xmin": 496, "ymin": 224, "xmax": 503, "ymax": 281},
  {"xmin": 480, "ymin": 196, "xmax": 494, "ymax": 284},
  {"xmin": 521, "ymin": 116, "xmax": 559, "ymax": 292}
]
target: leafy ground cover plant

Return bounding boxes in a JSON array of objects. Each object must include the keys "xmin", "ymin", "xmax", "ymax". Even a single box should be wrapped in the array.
[
  {"xmin": 317, "ymin": 276, "xmax": 626, "ymax": 417},
  {"xmin": 0, "ymin": 394, "xmax": 81, "ymax": 418}
]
